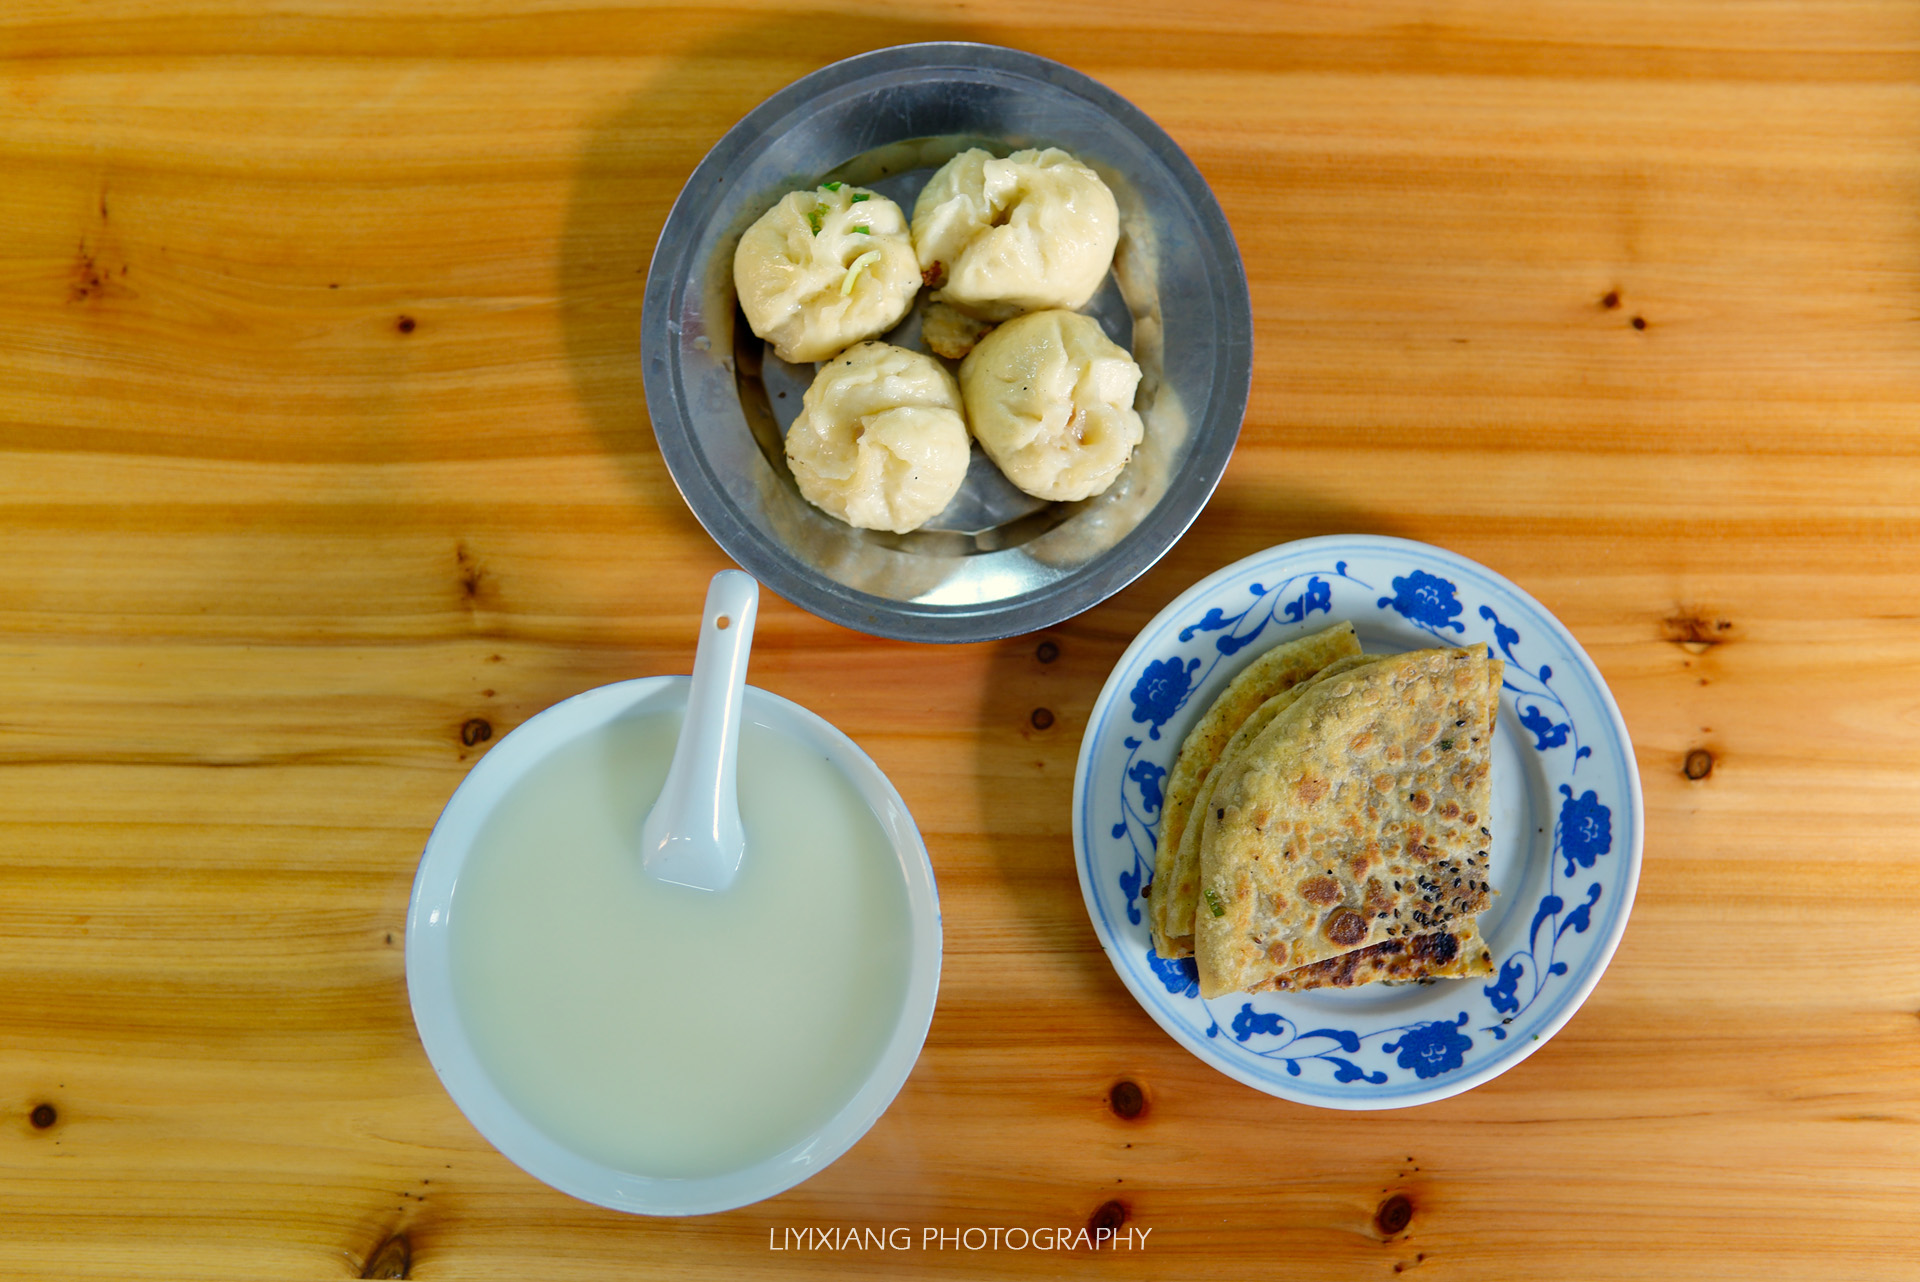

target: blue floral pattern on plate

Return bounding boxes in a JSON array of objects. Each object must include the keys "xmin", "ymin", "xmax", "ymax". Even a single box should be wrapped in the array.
[{"xmin": 1072, "ymin": 536, "xmax": 1643, "ymax": 1109}]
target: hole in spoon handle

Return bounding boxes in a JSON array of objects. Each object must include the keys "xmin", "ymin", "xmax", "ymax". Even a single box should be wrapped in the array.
[{"xmin": 716, "ymin": 615, "xmax": 731, "ymax": 630}]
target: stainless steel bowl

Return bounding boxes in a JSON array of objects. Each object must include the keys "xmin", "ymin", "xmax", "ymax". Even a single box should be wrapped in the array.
[{"xmin": 642, "ymin": 43, "xmax": 1252, "ymax": 642}]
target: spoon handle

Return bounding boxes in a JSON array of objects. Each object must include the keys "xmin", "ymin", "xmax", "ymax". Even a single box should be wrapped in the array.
[{"xmin": 642, "ymin": 570, "xmax": 759, "ymax": 890}]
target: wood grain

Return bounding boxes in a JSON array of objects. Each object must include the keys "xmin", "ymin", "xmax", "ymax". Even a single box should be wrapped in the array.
[{"xmin": 4, "ymin": 1, "xmax": 1920, "ymax": 1277}]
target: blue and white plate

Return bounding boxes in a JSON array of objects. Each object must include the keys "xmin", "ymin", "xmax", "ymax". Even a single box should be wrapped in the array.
[{"xmin": 1072, "ymin": 535, "xmax": 1643, "ymax": 1109}]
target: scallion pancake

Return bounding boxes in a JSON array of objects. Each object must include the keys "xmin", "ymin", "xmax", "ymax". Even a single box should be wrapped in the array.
[
  {"xmin": 1155, "ymin": 653, "xmax": 1382, "ymax": 958},
  {"xmin": 1195, "ymin": 647, "xmax": 1502, "ymax": 999},
  {"xmin": 1147, "ymin": 622, "xmax": 1362, "ymax": 956},
  {"xmin": 1250, "ymin": 919, "xmax": 1494, "ymax": 994}
]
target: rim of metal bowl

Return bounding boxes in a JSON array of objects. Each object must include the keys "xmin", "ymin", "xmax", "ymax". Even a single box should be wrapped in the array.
[{"xmin": 642, "ymin": 42, "xmax": 1252, "ymax": 643}]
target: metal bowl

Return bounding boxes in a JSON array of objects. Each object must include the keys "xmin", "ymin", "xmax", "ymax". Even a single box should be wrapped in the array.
[{"xmin": 643, "ymin": 43, "xmax": 1252, "ymax": 642}]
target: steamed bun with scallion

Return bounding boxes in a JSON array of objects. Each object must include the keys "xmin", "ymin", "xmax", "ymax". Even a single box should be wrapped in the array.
[
  {"xmin": 958, "ymin": 309, "xmax": 1143, "ymax": 503},
  {"xmin": 733, "ymin": 183, "xmax": 920, "ymax": 364},
  {"xmin": 784, "ymin": 342, "xmax": 970, "ymax": 534},
  {"xmin": 912, "ymin": 147, "xmax": 1119, "ymax": 321}
]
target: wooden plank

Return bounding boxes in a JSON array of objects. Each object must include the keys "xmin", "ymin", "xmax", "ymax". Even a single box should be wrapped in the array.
[{"xmin": 3, "ymin": 1, "xmax": 1920, "ymax": 1277}]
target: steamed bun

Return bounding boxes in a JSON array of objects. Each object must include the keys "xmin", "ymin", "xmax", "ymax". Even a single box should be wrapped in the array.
[
  {"xmin": 785, "ymin": 342, "xmax": 970, "ymax": 533},
  {"xmin": 911, "ymin": 147, "xmax": 1119, "ymax": 321},
  {"xmin": 958, "ymin": 310, "xmax": 1143, "ymax": 503},
  {"xmin": 733, "ymin": 184, "xmax": 919, "ymax": 364}
]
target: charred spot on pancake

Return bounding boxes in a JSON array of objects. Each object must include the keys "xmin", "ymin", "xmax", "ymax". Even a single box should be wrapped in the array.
[
  {"xmin": 1407, "ymin": 790, "xmax": 1432, "ymax": 813},
  {"xmin": 1297, "ymin": 776, "xmax": 1329, "ymax": 804},
  {"xmin": 1326, "ymin": 949, "xmax": 1365, "ymax": 985},
  {"xmin": 1437, "ymin": 800, "xmax": 1461, "ymax": 820},
  {"xmin": 1410, "ymin": 930, "xmax": 1460, "ymax": 964},
  {"xmin": 1350, "ymin": 730, "xmax": 1375, "ymax": 752},
  {"xmin": 1299, "ymin": 875, "xmax": 1340, "ymax": 906},
  {"xmin": 1323, "ymin": 906, "xmax": 1368, "ymax": 947},
  {"xmin": 1265, "ymin": 940, "xmax": 1290, "ymax": 966},
  {"xmin": 1348, "ymin": 854, "xmax": 1372, "ymax": 881}
]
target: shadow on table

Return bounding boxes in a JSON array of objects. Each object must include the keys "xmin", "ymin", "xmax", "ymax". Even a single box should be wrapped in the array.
[
  {"xmin": 966, "ymin": 491, "xmax": 1394, "ymax": 985},
  {"xmin": 560, "ymin": 18, "xmax": 1400, "ymax": 999},
  {"xmin": 557, "ymin": 13, "xmax": 991, "ymax": 518}
]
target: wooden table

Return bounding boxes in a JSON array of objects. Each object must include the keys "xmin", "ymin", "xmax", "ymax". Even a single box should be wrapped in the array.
[{"xmin": 5, "ymin": 2, "xmax": 1918, "ymax": 1277}]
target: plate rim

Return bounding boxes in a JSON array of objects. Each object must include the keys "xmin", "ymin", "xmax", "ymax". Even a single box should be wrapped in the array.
[
  {"xmin": 1071, "ymin": 534, "xmax": 1645, "ymax": 1109},
  {"xmin": 641, "ymin": 41, "xmax": 1253, "ymax": 642}
]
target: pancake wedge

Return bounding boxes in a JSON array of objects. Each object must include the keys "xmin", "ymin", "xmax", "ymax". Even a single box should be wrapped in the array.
[
  {"xmin": 1195, "ymin": 647, "xmax": 1502, "ymax": 1000},
  {"xmin": 1148, "ymin": 622, "xmax": 1362, "ymax": 955},
  {"xmin": 1251, "ymin": 919, "xmax": 1494, "ymax": 994},
  {"xmin": 1156, "ymin": 653, "xmax": 1382, "ymax": 958}
]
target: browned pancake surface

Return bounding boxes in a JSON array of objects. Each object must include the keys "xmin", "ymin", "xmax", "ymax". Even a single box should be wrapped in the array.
[{"xmin": 1195, "ymin": 646, "xmax": 1502, "ymax": 999}]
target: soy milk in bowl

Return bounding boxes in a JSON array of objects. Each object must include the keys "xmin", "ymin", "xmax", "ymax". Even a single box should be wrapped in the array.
[{"xmin": 406, "ymin": 677, "xmax": 941, "ymax": 1215}]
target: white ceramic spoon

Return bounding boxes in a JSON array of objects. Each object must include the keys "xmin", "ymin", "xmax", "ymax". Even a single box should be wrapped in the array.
[{"xmin": 639, "ymin": 569, "xmax": 759, "ymax": 892}]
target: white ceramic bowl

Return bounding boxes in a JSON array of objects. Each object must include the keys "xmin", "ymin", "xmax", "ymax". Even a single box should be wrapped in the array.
[{"xmin": 406, "ymin": 676, "xmax": 942, "ymax": 1215}]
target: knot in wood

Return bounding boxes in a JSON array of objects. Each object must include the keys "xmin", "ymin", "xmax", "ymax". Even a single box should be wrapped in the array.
[
  {"xmin": 1375, "ymin": 1193, "xmax": 1414, "ymax": 1236},
  {"xmin": 1087, "ymin": 1199, "xmax": 1128, "ymax": 1235},
  {"xmin": 361, "ymin": 1232, "xmax": 411, "ymax": 1278},
  {"xmin": 1108, "ymin": 1079, "xmax": 1146, "ymax": 1120}
]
